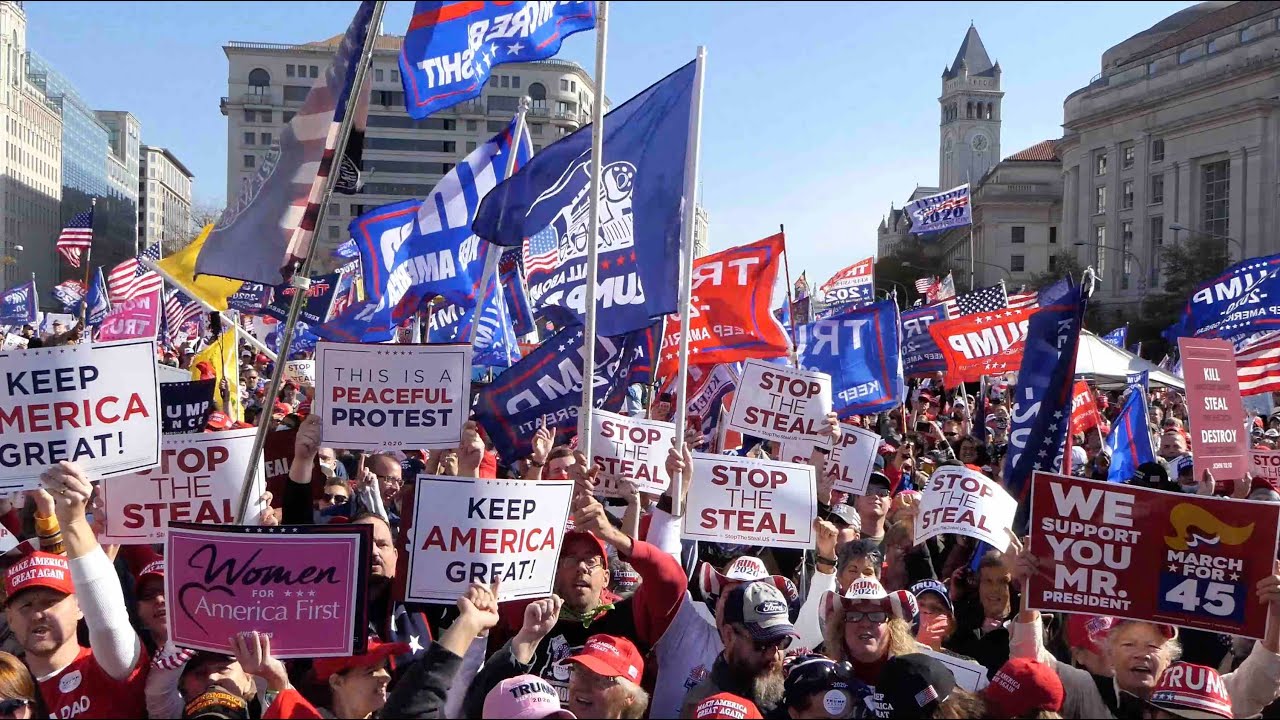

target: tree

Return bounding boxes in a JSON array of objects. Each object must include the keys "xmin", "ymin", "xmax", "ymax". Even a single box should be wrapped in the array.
[
  {"xmin": 1028, "ymin": 252, "xmax": 1086, "ymax": 292},
  {"xmin": 1127, "ymin": 235, "xmax": 1231, "ymax": 359},
  {"xmin": 874, "ymin": 237, "xmax": 953, "ymax": 305}
]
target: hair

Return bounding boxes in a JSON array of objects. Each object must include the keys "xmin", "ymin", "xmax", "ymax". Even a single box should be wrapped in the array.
[
  {"xmin": 882, "ymin": 521, "xmax": 913, "ymax": 551},
  {"xmin": 822, "ymin": 606, "xmax": 916, "ymax": 663},
  {"xmin": 977, "ymin": 550, "xmax": 1008, "ymax": 576},
  {"xmin": 1020, "ymin": 711, "xmax": 1064, "ymax": 720},
  {"xmin": 1106, "ymin": 621, "xmax": 1182, "ymax": 664},
  {"xmin": 836, "ymin": 539, "xmax": 884, "ymax": 577},
  {"xmin": 616, "ymin": 677, "xmax": 650, "ymax": 720},
  {"xmin": 547, "ymin": 446, "xmax": 575, "ymax": 463},
  {"xmin": 323, "ymin": 477, "xmax": 350, "ymax": 491},
  {"xmin": 0, "ymin": 651, "xmax": 37, "ymax": 707},
  {"xmin": 350, "ymin": 511, "xmax": 392, "ymax": 534},
  {"xmin": 934, "ymin": 689, "xmax": 987, "ymax": 719}
]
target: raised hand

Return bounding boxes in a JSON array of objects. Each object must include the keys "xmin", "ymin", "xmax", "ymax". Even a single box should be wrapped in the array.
[
  {"xmin": 40, "ymin": 462, "xmax": 92, "ymax": 525},
  {"xmin": 531, "ymin": 424, "xmax": 554, "ymax": 466},
  {"xmin": 456, "ymin": 581, "xmax": 501, "ymax": 633},
  {"xmin": 457, "ymin": 421, "xmax": 486, "ymax": 476},
  {"xmin": 230, "ymin": 631, "xmax": 290, "ymax": 691},
  {"xmin": 293, "ymin": 414, "xmax": 322, "ymax": 463},
  {"xmin": 517, "ymin": 595, "xmax": 564, "ymax": 643},
  {"xmin": 813, "ymin": 518, "xmax": 838, "ymax": 562},
  {"xmin": 665, "ymin": 439, "xmax": 693, "ymax": 508}
]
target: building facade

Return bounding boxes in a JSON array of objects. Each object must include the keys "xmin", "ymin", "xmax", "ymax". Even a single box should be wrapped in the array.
[
  {"xmin": 693, "ymin": 204, "xmax": 709, "ymax": 258},
  {"xmin": 95, "ymin": 110, "xmax": 141, "ymax": 246},
  {"xmin": 221, "ymin": 35, "xmax": 599, "ymax": 270},
  {"xmin": 138, "ymin": 145, "xmax": 193, "ymax": 253},
  {"xmin": 940, "ymin": 25, "xmax": 1003, "ymax": 191},
  {"xmin": 1060, "ymin": 1, "xmax": 1280, "ymax": 306}
]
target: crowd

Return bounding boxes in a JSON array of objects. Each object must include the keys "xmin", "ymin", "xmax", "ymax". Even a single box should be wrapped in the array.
[{"xmin": 0, "ymin": 333, "xmax": 1278, "ymax": 720}]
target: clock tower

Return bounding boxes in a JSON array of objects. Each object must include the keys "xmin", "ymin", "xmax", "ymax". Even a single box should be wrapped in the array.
[{"xmin": 939, "ymin": 24, "xmax": 1002, "ymax": 189}]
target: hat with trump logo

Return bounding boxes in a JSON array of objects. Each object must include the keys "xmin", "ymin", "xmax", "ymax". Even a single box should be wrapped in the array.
[
  {"xmin": 482, "ymin": 675, "xmax": 575, "ymax": 719},
  {"xmin": 699, "ymin": 555, "xmax": 799, "ymax": 606},
  {"xmin": 723, "ymin": 581, "xmax": 798, "ymax": 642},
  {"xmin": 3, "ymin": 551, "xmax": 73, "ymax": 602},
  {"xmin": 1148, "ymin": 662, "xmax": 1232, "ymax": 719}
]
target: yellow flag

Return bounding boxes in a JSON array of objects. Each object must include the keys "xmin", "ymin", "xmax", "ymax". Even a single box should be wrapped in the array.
[
  {"xmin": 156, "ymin": 224, "xmax": 243, "ymax": 312},
  {"xmin": 190, "ymin": 330, "xmax": 242, "ymax": 422}
]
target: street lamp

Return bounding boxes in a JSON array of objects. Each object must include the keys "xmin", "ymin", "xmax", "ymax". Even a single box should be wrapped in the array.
[
  {"xmin": 1168, "ymin": 222, "xmax": 1242, "ymax": 260},
  {"xmin": 954, "ymin": 256, "xmax": 1012, "ymax": 282},
  {"xmin": 1074, "ymin": 240, "xmax": 1146, "ymax": 291}
]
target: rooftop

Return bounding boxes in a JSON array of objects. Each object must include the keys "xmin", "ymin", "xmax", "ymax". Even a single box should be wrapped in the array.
[
  {"xmin": 943, "ymin": 25, "xmax": 997, "ymax": 79},
  {"xmin": 1112, "ymin": 0, "xmax": 1280, "ymax": 67},
  {"xmin": 1004, "ymin": 139, "xmax": 1061, "ymax": 162}
]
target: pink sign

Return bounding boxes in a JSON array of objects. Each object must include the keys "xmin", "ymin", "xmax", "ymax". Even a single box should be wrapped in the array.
[
  {"xmin": 166, "ymin": 523, "xmax": 370, "ymax": 659},
  {"xmin": 97, "ymin": 290, "xmax": 161, "ymax": 341},
  {"xmin": 1179, "ymin": 338, "xmax": 1248, "ymax": 479}
]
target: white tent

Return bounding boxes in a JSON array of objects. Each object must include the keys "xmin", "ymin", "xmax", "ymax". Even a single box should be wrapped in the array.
[{"xmin": 1075, "ymin": 330, "xmax": 1184, "ymax": 389}]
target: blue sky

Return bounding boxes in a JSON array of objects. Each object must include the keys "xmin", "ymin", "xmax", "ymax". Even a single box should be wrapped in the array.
[{"xmin": 27, "ymin": 1, "xmax": 1195, "ymax": 282}]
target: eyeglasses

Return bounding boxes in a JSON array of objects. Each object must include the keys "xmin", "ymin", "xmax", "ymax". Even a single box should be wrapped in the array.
[
  {"xmin": 559, "ymin": 554, "xmax": 604, "ymax": 571},
  {"xmin": 375, "ymin": 474, "xmax": 402, "ymax": 485},
  {"xmin": 844, "ymin": 610, "xmax": 889, "ymax": 624},
  {"xmin": 865, "ymin": 487, "xmax": 891, "ymax": 498},
  {"xmin": 0, "ymin": 699, "xmax": 32, "ymax": 716},
  {"xmin": 733, "ymin": 626, "xmax": 792, "ymax": 653}
]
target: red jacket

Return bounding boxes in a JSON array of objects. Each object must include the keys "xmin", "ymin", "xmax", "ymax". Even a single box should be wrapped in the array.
[{"xmin": 264, "ymin": 688, "xmax": 324, "ymax": 720}]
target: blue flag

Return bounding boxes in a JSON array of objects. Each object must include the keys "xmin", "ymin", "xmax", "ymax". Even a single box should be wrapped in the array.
[
  {"xmin": 1107, "ymin": 373, "xmax": 1155, "ymax": 483},
  {"xmin": 427, "ymin": 262, "xmax": 521, "ymax": 369},
  {"xmin": 332, "ymin": 238, "xmax": 359, "ymax": 261},
  {"xmin": 900, "ymin": 304, "xmax": 948, "ymax": 377},
  {"xmin": 320, "ymin": 118, "xmax": 531, "ymax": 343},
  {"xmin": 499, "ymin": 247, "xmax": 535, "ymax": 337},
  {"xmin": 907, "ymin": 184, "xmax": 972, "ymax": 235},
  {"xmin": 794, "ymin": 300, "xmax": 905, "ymax": 417},
  {"xmin": 1101, "ymin": 324, "xmax": 1128, "ymax": 348},
  {"xmin": 0, "ymin": 279, "xmax": 36, "ymax": 325},
  {"xmin": 473, "ymin": 60, "xmax": 697, "ymax": 337},
  {"xmin": 268, "ymin": 320, "xmax": 319, "ymax": 357},
  {"xmin": 85, "ymin": 267, "xmax": 110, "ymax": 326},
  {"xmin": 226, "ymin": 282, "xmax": 271, "ymax": 314},
  {"xmin": 472, "ymin": 324, "xmax": 657, "ymax": 462},
  {"xmin": 1167, "ymin": 252, "xmax": 1280, "ymax": 341},
  {"xmin": 264, "ymin": 272, "xmax": 341, "ymax": 326},
  {"xmin": 1002, "ymin": 278, "xmax": 1086, "ymax": 526},
  {"xmin": 398, "ymin": 1, "xmax": 596, "ymax": 120}
]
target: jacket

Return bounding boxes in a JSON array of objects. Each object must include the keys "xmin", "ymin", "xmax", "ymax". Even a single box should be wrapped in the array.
[
  {"xmin": 379, "ymin": 642, "xmax": 464, "ymax": 719},
  {"xmin": 679, "ymin": 654, "xmax": 788, "ymax": 719}
]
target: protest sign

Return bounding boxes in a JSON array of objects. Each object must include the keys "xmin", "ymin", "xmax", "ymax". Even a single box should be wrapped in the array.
[
  {"xmin": 682, "ymin": 454, "xmax": 816, "ymax": 550},
  {"xmin": 166, "ymin": 522, "xmax": 370, "ymax": 658},
  {"xmin": 1, "ymin": 334, "xmax": 27, "ymax": 352},
  {"xmin": 726, "ymin": 359, "xmax": 833, "ymax": 443},
  {"xmin": 98, "ymin": 429, "xmax": 266, "ymax": 544},
  {"xmin": 1028, "ymin": 471, "xmax": 1280, "ymax": 639},
  {"xmin": 263, "ymin": 428, "xmax": 325, "ymax": 506},
  {"xmin": 590, "ymin": 410, "xmax": 674, "ymax": 497},
  {"xmin": 156, "ymin": 363, "xmax": 190, "ymax": 385},
  {"xmin": 316, "ymin": 341, "xmax": 472, "ymax": 450},
  {"xmin": 778, "ymin": 422, "xmax": 880, "ymax": 495},
  {"xmin": 0, "ymin": 340, "xmax": 160, "ymax": 490},
  {"xmin": 928, "ymin": 305, "xmax": 1037, "ymax": 385},
  {"xmin": 160, "ymin": 380, "xmax": 215, "ymax": 435},
  {"xmin": 404, "ymin": 476, "xmax": 573, "ymax": 603},
  {"xmin": 1180, "ymin": 338, "xmax": 1249, "ymax": 479},
  {"xmin": 283, "ymin": 360, "xmax": 315, "ymax": 386},
  {"xmin": 916, "ymin": 465, "xmax": 1017, "ymax": 550},
  {"xmin": 97, "ymin": 290, "xmax": 161, "ymax": 342},
  {"xmin": 920, "ymin": 647, "xmax": 988, "ymax": 692},
  {"xmin": 1252, "ymin": 449, "xmax": 1280, "ymax": 482}
]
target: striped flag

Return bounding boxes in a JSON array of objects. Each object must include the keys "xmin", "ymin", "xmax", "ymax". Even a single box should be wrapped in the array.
[
  {"xmin": 914, "ymin": 276, "xmax": 937, "ymax": 294},
  {"xmin": 107, "ymin": 244, "xmax": 164, "ymax": 304},
  {"xmin": 1238, "ymin": 332, "xmax": 1280, "ymax": 397},
  {"xmin": 523, "ymin": 225, "xmax": 560, "ymax": 275},
  {"xmin": 163, "ymin": 290, "xmax": 204, "ymax": 346},
  {"xmin": 56, "ymin": 209, "xmax": 93, "ymax": 268}
]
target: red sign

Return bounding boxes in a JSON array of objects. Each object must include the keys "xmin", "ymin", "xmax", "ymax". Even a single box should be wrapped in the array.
[
  {"xmin": 1179, "ymin": 338, "xmax": 1249, "ymax": 479},
  {"xmin": 656, "ymin": 235, "xmax": 790, "ymax": 378},
  {"xmin": 927, "ymin": 306, "xmax": 1037, "ymax": 385},
  {"xmin": 1028, "ymin": 471, "xmax": 1280, "ymax": 639},
  {"xmin": 1069, "ymin": 381, "xmax": 1100, "ymax": 435}
]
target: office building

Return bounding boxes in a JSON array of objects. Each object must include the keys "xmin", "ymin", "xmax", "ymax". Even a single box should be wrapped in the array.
[
  {"xmin": 138, "ymin": 145, "xmax": 193, "ymax": 252},
  {"xmin": 95, "ymin": 110, "xmax": 142, "ymax": 238}
]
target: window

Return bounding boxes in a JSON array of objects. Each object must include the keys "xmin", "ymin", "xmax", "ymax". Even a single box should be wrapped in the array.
[
  {"xmin": 261, "ymin": 111, "xmax": 273, "ymax": 123},
  {"xmin": 286, "ymin": 64, "xmax": 295, "ymax": 78},
  {"xmin": 1151, "ymin": 138, "xmax": 1165, "ymax": 163},
  {"xmin": 1201, "ymin": 159, "xmax": 1230, "ymax": 239},
  {"xmin": 1121, "ymin": 221, "xmax": 1134, "ymax": 289},
  {"xmin": 528, "ymin": 82, "xmax": 547, "ymax": 106},
  {"xmin": 243, "ymin": 109, "xmax": 256, "ymax": 123},
  {"xmin": 1150, "ymin": 174, "xmax": 1164, "ymax": 204},
  {"xmin": 364, "ymin": 160, "xmax": 460, "ymax": 175},
  {"xmin": 571, "ymin": 81, "xmax": 576, "ymax": 92},
  {"xmin": 466, "ymin": 141, "xmax": 477, "ymax": 153},
  {"xmin": 391, "ymin": 69, "xmax": 399, "ymax": 82},
  {"xmin": 1095, "ymin": 185, "xmax": 1107, "ymax": 214},
  {"xmin": 1122, "ymin": 180, "xmax": 1134, "ymax": 210},
  {"xmin": 1122, "ymin": 144, "xmax": 1135, "ymax": 169},
  {"xmin": 1094, "ymin": 151, "xmax": 1108, "ymax": 176},
  {"xmin": 328, "ymin": 203, "xmax": 339, "ymax": 215},
  {"xmin": 534, "ymin": 144, "xmax": 543, "ymax": 153},
  {"xmin": 1179, "ymin": 44, "xmax": 1206, "ymax": 64},
  {"xmin": 363, "ymin": 182, "xmax": 443, "ymax": 196},
  {"xmin": 244, "ymin": 132, "xmax": 255, "ymax": 145},
  {"xmin": 488, "ymin": 95, "xmax": 520, "ymax": 113},
  {"xmin": 1208, "ymin": 37, "xmax": 1221, "ymax": 53},
  {"xmin": 530, "ymin": 123, "xmax": 543, "ymax": 136},
  {"xmin": 1011, "ymin": 226, "xmax": 1025, "ymax": 244},
  {"xmin": 499, "ymin": 75, "xmax": 509, "ymax": 88},
  {"xmin": 1149, "ymin": 216, "xmax": 1163, "ymax": 287},
  {"xmin": 328, "ymin": 225, "xmax": 339, "ymax": 239},
  {"xmin": 375, "ymin": 68, "xmax": 384, "ymax": 82},
  {"xmin": 364, "ymin": 137, "xmax": 456, "ymax": 153},
  {"xmin": 511, "ymin": 75, "xmax": 520, "ymax": 89},
  {"xmin": 310, "ymin": 65, "xmax": 319, "ymax": 79},
  {"xmin": 1049, "ymin": 226, "xmax": 1058, "ymax": 244},
  {"xmin": 284, "ymin": 85, "xmax": 310, "ymax": 102},
  {"xmin": 375, "ymin": 90, "xmax": 404, "ymax": 107},
  {"xmin": 1094, "ymin": 225, "xmax": 1107, "ymax": 275},
  {"xmin": 243, "ymin": 155, "xmax": 255, "ymax": 169},
  {"xmin": 560, "ymin": 78, "xmax": 570, "ymax": 92},
  {"xmin": 283, "ymin": 111, "xmax": 296, "ymax": 123},
  {"xmin": 247, "ymin": 68, "xmax": 270, "ymax": 93},
  {"xmin": 367, "ymin": 115, "xmax": 456, "ymax": 131},
  {"xmin": 487, "ymin": 120, "xmax": 507, "ymax": 132},
  {"xmin": 1010, "ymin": 255, "xmax": 1025, "ymax": 272}
]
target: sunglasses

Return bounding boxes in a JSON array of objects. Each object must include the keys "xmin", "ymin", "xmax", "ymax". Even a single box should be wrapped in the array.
[
  {"xmin": 323, "ymin": 493, "xmax": 348, "ymax": 503},
  {"xmin": 734, "ymin": 627, "xmax": 793, "ymax": 654},
  {"xmin": 0, "ymin": 699, "xmax": 31, "ymax": 716},
  {"xmin": 844, "ymin": 610, "xmax": 889, "ymax": 624}
]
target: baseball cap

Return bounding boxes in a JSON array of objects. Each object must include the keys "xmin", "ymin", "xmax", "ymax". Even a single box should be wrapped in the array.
[
  {"xmin": 827, "ymin": 502, "xmax": 861, "ymax": 532},
  {"xmin": 562, "ymin": 530, "xmax": 609, "ymax": 572},
  {"xmin": 695, "ymin": 692, "xmax": 764, "ymax": 719},
  {"xmin": 4, "ymin": 551, "xmax": 73, "ymax": 602},
  {"xmin": 1267, "ymin": 429, "xmax": 1280, "ymax": 439},
  {"xmin": 699, "ymin": 556, "xmax": 798, "ymax": 606},
  {"xmin": 828, "ymin": 577, "xmax": 918, "ymax": 620},
  {"xmin": 181, "ymin": 687, "xmax": 248, "ymax": 720},
  {"xmin": 908, "ymin": 580, "xmax": 953, "ymax": 615},
  {"xmin": 482, "ymin": 675, "xmax": 575, "ymax": 719},
  {"xmin": 206, "ymin": 411, "xmax": 232, "ymax": 431},
  {"xmin": 311, "ymin": 638, "xmax": 410, "ymax": 682},
  {"xmin": 136, "ymin": 558, "xmax": 165, "ymax": 589},
  {"xmin": 865, "ymin": 471, "xmax": 892, "ymax": 494},
  {"xmin": 877, "ymin": 653, "xmax": 956, "ymax": 719},
  {"xmin": 1065, "ymin": 614, "xmax": 1116, "ymax": 656},
  {"xmin": 271, "ymin": 401, "xmax": 292, "ymax": 418},
  {"xmin": 1148, "ymin": 662, "xmax": 1232, "ymax": 719},
  {"xmin": 983, "ymin": 658, "xmax": 1064, "ymax": 719},
  {"xmin": 782, "ymin": 655, "xmax": 857, "ymax": 718},
  {"xmin": 722, "ymin": 581, "xmax": 798, "ymax": 642},
  {"xmin": 561, "ymin": 634, "xmax": 644, "ymax": 683}
]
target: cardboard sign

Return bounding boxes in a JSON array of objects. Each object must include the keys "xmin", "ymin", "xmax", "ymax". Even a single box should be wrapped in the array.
[
  {"xmin": 97, "ymin": 290, "xmax": 161, "ymax": 342},
  {"xmin": 1, "ymin": 334, "xmax": 27, "ymax": 352},
  {"xmin": 404, "ymin": 476, "xmax": 573, "ymax": 603},
  {"xmin": 0, "ymin": 340, "xmax": 161, "ymax": 489},
  {"xmin": 98, "ymin": 429, "xmax": 266, "ymax": 544},
  {"xmin": 157, "ymin": 363, "xmax": 191, "ymax": 385},
  {"xmin": 682, "ymin": 454, "xmax": 816, "ymax": 550},
  {"xmin": 726, "ymin": 359, "xmax": 833, "ymax": 443},
  {"xmin": 1252, "ymin": 449, "xmax": 1280, "ymax": 482},
  {"xmin": 919, "ymin": 647, "xmax": 988, "ymax": 692},
  {"xmin": 778, "ymin": 422, "xmax": 881, "ymax": 495},
  {"xmin": 915, "ymin": 465, "xmax": 1017, "ymax": 551},
  {"xmin": 283, "ymin": 360, "xmax": 315, "ymax": 386},
  {"xmin": 166, "ymin": 522, "xmax": 370, "ymax": 658},
  {"xmin": 160, "ymin": 380, "xmax": 216, "ymax": 435},
  {"xmin": 1180, "ymin": 338, "xmax": 1249, "ymax": 479},
  {"xmin": 1028, "ymin": 471, "xmax": 1280, "ymax": 639},
  {"xmin": 590, "ymin": 409, "xmax": 674, "ymax": 497},
  {"xmin": 928, "ymin": 305, "xmax": 1037, "ymax": 385},
  {"xmin": 316, "ymin": 342, "xmax": 472, "ymax": 450}
]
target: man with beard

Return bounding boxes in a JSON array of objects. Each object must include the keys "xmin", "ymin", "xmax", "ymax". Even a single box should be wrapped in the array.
[{"xmin": 679, "ymin": 581, "xmax": 797, "ymax": 717}]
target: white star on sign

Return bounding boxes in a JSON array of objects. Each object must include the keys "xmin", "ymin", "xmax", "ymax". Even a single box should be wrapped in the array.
[
  {"xmin": 408, "ymin": 635, "xmax": 424, "ymax": 654},
  {"xmin": 507, "ymin": 40, "xmax": 525, "ymax": 54}
]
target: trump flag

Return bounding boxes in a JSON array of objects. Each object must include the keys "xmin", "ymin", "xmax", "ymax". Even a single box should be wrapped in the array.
[{"xmin": 794, "ymin": 300, "xmax": 904, "ymax": 417}]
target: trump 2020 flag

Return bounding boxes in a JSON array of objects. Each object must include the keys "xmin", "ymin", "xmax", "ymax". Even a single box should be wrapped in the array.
[
  {"xmin": 0, "ymin": 279, "xmax": 36, "ymax": 325},
  {"xmin": 1106, "ymin": 373, "xmax": 1156, "ymax": 483},
  {"xmin": 51, "ymin": 280, "xmax": 85, "ymax": 314},
  {"xmin": 819, "ymin": 257, "xmax": 875, "ymax": 310},
  {"xmin": 319, "ymin": 117, "xmax": 531, "ymax": 343},
  {"xmin": 1166, "ymin": 252, "xmax": 1280, "ymax": 341},
  {"xmin": 195, "ymin": 1, "xmax": 377, "ymax": 284},
  {"xmin": 85, "ymin": 266, "xmax": 111, "ymax": 326},
  {"xmin": 1102, "ymin": 324, "xmax": 1128, "ymax": 349},
  {"xmin": 398, "ymin": 1, "xmax": 596, "ymax": 119},
  {"xmin": 427, "ymin": 262, "xmax": 521, "ymax": 369},
  {"xmin": 794, "ymin": 299, "xmax": 904, "ymax": 417},
  {"xmin": 900, "ymin": 304, "xmax": 948, "ymax": 378},
  {"xmin": 473, "ymin": 60, "xmax": 697, "ymax": 337},
  {"xmin": 907, "ymin": 183, "xmax": 971, "ymax": 235}
]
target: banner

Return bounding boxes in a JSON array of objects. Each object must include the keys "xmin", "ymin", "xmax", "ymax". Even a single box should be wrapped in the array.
[
  {"xmin": 1167, "ymin": 253, "xmax": 1280, "ymax": 341},
  {"xmin": 682, "ymin": 454, "xmax": 816, "ymax": 550},
  {"xmin": 907, "ymin": 183, "xmax": 971, "ymax": 235},
  {"xmin": 818, "ymin": 257, "xmax": 875, "ymax": 309},
  {"xmin": 915, "ymin": 465, "xmax": 1017, "ymax": 550},
  {"xmin": 167, "ymin": 522, "xmax": 370, "ymax": 658},
  {"xmin": 316, "ymin": 341, "xmax": 472, "ymax": 451},
  {"xmin": 1106, "ymin": 381, "xmax": 1156, "ymax": 483},
  {"xmin": 283, "ymin": 360, "xmax": 315, "ymax": 386},
  {"xmin": 928, "ymin": 305, "xmax": 1037, "ymax": 384},
  {"xmin": 160, "ymin": 380, "xmax": 215, "ymax": 434},
  {"xmin": 97, "ymin": 290, "xmax": 161, "ymax": 342},
  {"xmin": 726, "ymin": 359, "xmax": 833, "ymax": 444},
  {"xmin": 98, "ymin": 429, "xmax": 266, "ymax": 544},
  {"xmin": 0, "ymin": 279, "xmax": 35, "ymax": 325},
  {"xmin": 0, "ymin": 340, "xmax": 160, "ymax": 489},
  {"xmin": 590, "ymin": 410, "xmax": 674, "ymax": 497},
  {"xmin": 901, "ymin": 305, "xmax": 949, "ymax": 378},
  {"xmin": 404, "ymin": 476, "xmax": 573, "ymax": 602},
  {"xmin": 226, "ymin": 282, "xmax": 270, "ymax": 314},
  {"xmin": 1028, "ymin": 471, "xmax": 1280, "ymax": 639},
  {"xmin": 51, "ymin": 280, "xmax": 85, "ymax": 314},
  {"xmin": 778, "ymin": 422, "xmax": 881, "ymax": 495},
  {"xmin": 1102, "ymin": 325, "xmax": 1128, "ymax": 349},
  {"xmin": 793, "ymin": 300, "xmax": 903, "ymax": 417},
  {"xmin": 684, "ymin": 363, "xmax": 740, "ymax": 450},
  {"xmin": 1068, "ymin": 381, "xmax": 1100, "ymax": 436},
  {"xmin": 264, "ymin": 273, "xmax": 341, "ymax": 326},
  {"xmin": 1180, "ymin": 338, "xmax": 1248, "ymax": 479}
]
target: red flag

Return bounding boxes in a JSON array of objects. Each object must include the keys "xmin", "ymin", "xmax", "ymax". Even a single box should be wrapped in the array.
[
  {"xmin": 656, "ymin": 234, "xmax": 789, "ymax": 378},
  {"xmin": 1069, "ymin": 381, "xmax": 1101, "ymax": 435},
  {"xmin": 927, "ymin": 305, "xmax": 1038, "ymax": 385}
]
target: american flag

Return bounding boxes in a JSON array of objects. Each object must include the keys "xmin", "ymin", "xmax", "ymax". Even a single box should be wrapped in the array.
[
  {"xmin": 914, "ymin": 276, "xmax": 938, "ymax": 294},
  {"xmin": 498, "ymin": 247, "xmax": 522, "ymax": 277},
  {"xmin": 107, "ymin": 244, "xmax": 164, "ymax": 304},
  {"xmin": 56, "ymin": 209, "xmax": 94, "ymax": 268},
  {"xmin": 942, "ymin": 283, "xmax": 1038, "ymax": 318},
  {"xmin": 163, "ymin": 289, "xmax": 204, "ymax": 346},
  {"xmin": 1238, "ymin": 332, "xmax": 1280, "ymax": 397},
  {"xmin": 524, "ymin": 226, "xmax": 560, "ymax": 275}
]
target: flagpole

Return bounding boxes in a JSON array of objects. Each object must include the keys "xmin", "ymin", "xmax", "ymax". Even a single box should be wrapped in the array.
[
  {"xmin": 577, "ymin": 0, "xmax": 609, "ymax": 457},
  {"xmin": 79, "ymin": 198, "xmax": 96, "ymax": 327},
  {"xmin": 140, "ymin": 256, "xmax": 276, "ymax": 360},
  {"xmin": 235, "ymin": 0, "xmax": 387, "ymax": 523},
  {"xmin": 779, "ymin": 222, "xmax": 798, "ymax": 365},
  {"xmin": 670, "ymin": 46, "xmax": 706, "ymax": 518}
]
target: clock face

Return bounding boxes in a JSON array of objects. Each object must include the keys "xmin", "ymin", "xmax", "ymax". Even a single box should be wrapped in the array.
[{"xmin": 971, "ymin": 134, "xmax": 988, "ymax": 152}]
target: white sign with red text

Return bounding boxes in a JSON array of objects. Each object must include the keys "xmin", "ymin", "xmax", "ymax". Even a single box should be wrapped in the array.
[
  {"xmin": 726, "ymin": 359, "xmax": 833, "ymax": 443},
  {"xmin": 915, "ymin": 465, "xmax": 1017, "ymax": 551},
  {"xmin": 590, "ymin": 409, "xmax": 674, "ymax": 497},
  {"xmin": 778, "ymin": 422, "xmax": 881, "ymax": 495},
  {"xmin": 683, "ymin": 453, "xmax": 816, "ymax": 549},
  {"xmin": 1252, "ymin": 449, "xmax": 1280, "ymax": 482}
]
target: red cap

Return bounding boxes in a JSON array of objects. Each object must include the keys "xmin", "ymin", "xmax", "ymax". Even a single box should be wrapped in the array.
[
  {"xmin": 562, "ymin": 634, "xmax": 643, "ymax": 683},
  {"xmin": 206, "ymin": 411, "xmax": 232, "ymax": 431},
  {"xmin": 272, "ymin": 401, "xmax": 291, "ymax": 418},
  {"xmin": 1150, "ymin": 662, "xmax": 1232, "ymax": 720},
  {"xmin": 194, "ymin": 361, "xmax": 216, "ymax": 381},
  {"xmin": 296, "ymin": 400, "xmax": 312, "ymax": 418},
  {"xmin": 983, "ymin": 659, "xmax": 1064, "ymax": 719},
  {"xmin": 563, "ymin": 530, "xmax": 609, "ymax": 572},
  {"xmin": 1065, "ymin": 614, "xmax": 1115, "ymax": 656},
  {"xmin": 255, "ymin": 353, "xmax": 269, "ymax": 365},
  {"xmin": 311, "ymin": 638, "xmax": 410, "ymax": 682},
  {"xmin": 136, "ymin": 559, "xmax": 164, "ymax": 588},
  {"xmin": 695, "ymin": 692, "xmax": 764, "ymax": 720},
  {"xmin": 4, "ymin": 551, "xmax": 73, "ymax": 601}
]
